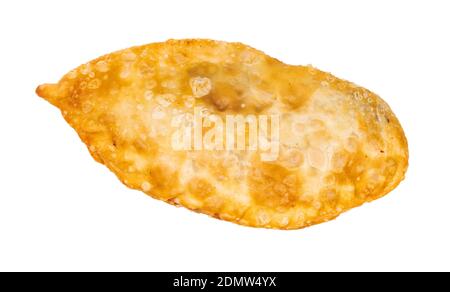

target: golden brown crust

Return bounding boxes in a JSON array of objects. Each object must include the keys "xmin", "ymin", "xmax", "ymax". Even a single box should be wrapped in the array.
[{"xmin": 36, "ymin": 39, "xmax": 408, "ymax": 229}]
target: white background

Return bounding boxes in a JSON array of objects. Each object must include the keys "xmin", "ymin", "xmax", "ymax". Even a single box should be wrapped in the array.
[{"xmin": 0, "ymin": 0, "xmax": 449, "ymax": 272}]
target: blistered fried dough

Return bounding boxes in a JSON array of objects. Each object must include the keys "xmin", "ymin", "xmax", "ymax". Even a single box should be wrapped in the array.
[{"xmin": 36, "ymin": 39, "xmax": 408, "ymax": 229}]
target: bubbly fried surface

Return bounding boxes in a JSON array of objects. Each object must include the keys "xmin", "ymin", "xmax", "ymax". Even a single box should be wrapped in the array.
[{"xmin": 36, "ymin": 39, "xmax": 408, "ymax": 229}]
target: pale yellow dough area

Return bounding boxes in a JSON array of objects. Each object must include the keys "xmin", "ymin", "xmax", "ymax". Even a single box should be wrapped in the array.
[{"xmin": 36, "ymin": 39, "xmax": 408, "ymax": 229}]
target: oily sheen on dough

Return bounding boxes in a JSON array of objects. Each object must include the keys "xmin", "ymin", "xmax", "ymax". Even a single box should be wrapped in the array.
[{"xmin": 36, "ymin": 39, "xmax": 408, "ymax": 229}]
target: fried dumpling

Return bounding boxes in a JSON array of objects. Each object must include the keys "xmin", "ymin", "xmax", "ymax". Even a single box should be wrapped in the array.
[{"xmin": 36, "ymin": 39, "xmax": 408, "ymax": 229}]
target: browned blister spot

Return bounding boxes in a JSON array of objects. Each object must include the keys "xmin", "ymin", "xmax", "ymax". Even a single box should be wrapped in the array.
[
  {"xmin": 188, "ymin": 178, "xmax": 216, "ymax": 200},
  {"xmin": 208, "ymin": 81, "xmax": 244, "ymax": 111},
  {"xmin": 274, "ymin": 66, "xmax": 320, "ymax": 110},
  {"xmin": 248, "ymin": 160, "xmax": 302, "ymax": 210},
  {"xmin": 148, "ymin": 164, "xmax": 181, "ymax": 199}
]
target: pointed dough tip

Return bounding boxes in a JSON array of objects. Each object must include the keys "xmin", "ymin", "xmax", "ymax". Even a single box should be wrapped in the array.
[{"xmin": 36, "ymin": 83, "xmax": 60, "ymax": 105}]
